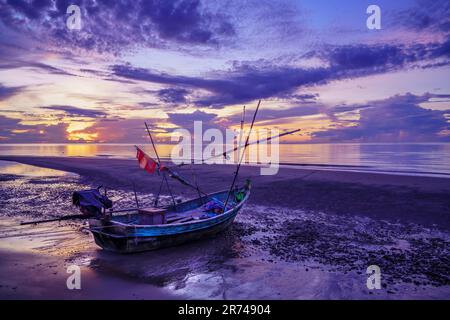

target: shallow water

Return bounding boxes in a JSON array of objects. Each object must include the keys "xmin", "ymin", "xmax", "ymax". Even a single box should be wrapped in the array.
[
  {"xmin": 0, "ymin": 160, "xmax": 78, "ymax": 177},
  {"xmin": 0, "ymin": 161, "xmax": 449, "ymax": 299}
]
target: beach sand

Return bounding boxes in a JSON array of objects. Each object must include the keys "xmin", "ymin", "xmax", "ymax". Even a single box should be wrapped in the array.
[{"xmin": 0, "ymin": 156, "xmax": 449, "ymax": 299}]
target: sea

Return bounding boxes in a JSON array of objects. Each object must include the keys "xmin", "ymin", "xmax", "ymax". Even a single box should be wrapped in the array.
[{"xmin": 0, "ymin": 143, "xmax": 449, "ymax": 177}]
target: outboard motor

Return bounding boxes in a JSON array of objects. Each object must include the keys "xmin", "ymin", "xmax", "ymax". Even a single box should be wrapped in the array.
[{"xmin": 72, "ymin": 187, "xmax": 113, "ymax": 218}]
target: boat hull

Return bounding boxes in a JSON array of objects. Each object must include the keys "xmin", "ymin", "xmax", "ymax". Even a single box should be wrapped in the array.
[
  {"xmin": 90, "ymin": 211, "xmax": 237, "ymax": 253},
  {"xmin": 88, "ymin": 187, "xmax": 249, "ymax": 253}
]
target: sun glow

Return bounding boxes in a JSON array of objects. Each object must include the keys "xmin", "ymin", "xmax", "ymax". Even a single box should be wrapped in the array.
[
  {"xmin": 66, "ymin": 121, "xmax": 98, "ymax": 141},
  {"xmin": 67, "ymin": 132, "xmax": 99, "ymax": 142}
]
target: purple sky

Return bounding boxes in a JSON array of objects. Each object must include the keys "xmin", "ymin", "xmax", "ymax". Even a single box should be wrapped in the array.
[{"xmin": 0, "ymin": 0, "xmax": 449, "ymax": 143}]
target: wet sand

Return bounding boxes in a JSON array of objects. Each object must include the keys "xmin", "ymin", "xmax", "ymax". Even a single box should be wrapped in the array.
[
  {"xmin": 2, "ymin": 155, "xmax": 450, "ymax": 228},
  {"xmin": 0, "ymin": 156, "xmax": 449, "ymax": 299}
]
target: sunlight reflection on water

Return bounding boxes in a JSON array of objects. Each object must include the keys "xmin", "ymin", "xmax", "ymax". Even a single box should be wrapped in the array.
[
  {"xmin": 1, "ymin": 143, "xmax": 450, "ymax": 176},
  {"xmin": 0, "ymin": 160, "xmax": 78, "ymax": 177}
]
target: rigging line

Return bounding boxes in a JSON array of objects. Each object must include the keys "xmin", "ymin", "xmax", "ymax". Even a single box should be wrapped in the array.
[
  {"xmin": 171, "ymin": 128, "xmax": 301, "ymax": 168},
  {"xmin": 144, "ymin": 122, "xmax": 176, "ymax": 207},
  {"xmin": 237, "ymin": 105, "xmax": 246, "ymax": 162},
  {"xmin": 154, "ymin": 177, "xmax": 164, "ymax": 207},
  {"xmin": 190, "ymin": 161, "xmax": 204, "ymax": 205},
  {"xmin": 223, "ymin": 99, "xmax": 261, "ymax": 211},
  {"xmin": 163, "ymin": 172, "xmax": 177, "ymax": 208},
  {"xmin": 132, "ymin": 182, "xmax": 139, "ymax": 208}
]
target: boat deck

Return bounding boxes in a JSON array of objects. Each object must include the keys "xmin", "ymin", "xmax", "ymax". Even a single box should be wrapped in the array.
[
  {"xmin": 103, "ymin": 188, "xmax": 246, "ymax": 227},
  {"xmin": 111, "ymin": 207, "xmax": 220, "ymax": 225}
]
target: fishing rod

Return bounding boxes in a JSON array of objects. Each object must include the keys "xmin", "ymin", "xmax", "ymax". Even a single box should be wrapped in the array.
[{"xmin": 223, "ymin": 100, "xmax": 261, "ymax": 211}]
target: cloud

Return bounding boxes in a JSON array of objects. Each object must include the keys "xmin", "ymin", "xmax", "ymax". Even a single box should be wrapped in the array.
[
  {"xmin": 40, "ymin": 105, "xmax": 107, "ymax": 118},
  {"xmin": 111, "ymin": 35, "xmax": 450, "ymax": 108},
  {"xmin": 167, "ymin": 109, "xmax": 217, "ymax": 130},
  {"xmin": 0, "ymin": 0, "xmax": 236, "ymax": 54},
  {"xmin": 0, "ymin": 114, "xmax": 161, "ymax": 143},
  {"xmin": 0, "ymin": 114, "xmax": 69, "ymax": 142},
  {"xmin": 68, "ymin": 118, "xmax": 163, "ymax": 143},
  {"xmin": 393, "ymin": 0, "xmax": 450, "ymax": 33},
  {"xmin": 0, "ymin": 59, "xmax": 74, "ymax": 76},
  {"xmin": 0, "ymin": 83, "xmax": 24, "ymax": 101},
  {"xmin": 157, "ymin": 88, "xmax": 190, "ymax": 104},
  {"xmin": 313, "ymin": 93, "xmax": 450, "ymax": 142},
  {"xmin": 315, "ymin": 37, "xmax": 450, "ymax": 74},
  {"xmin": 112, "ymin": 63, "xmax": 333, "ymax": 108},
  {"xmin": 218, "ymin": 104, "xmax": 324, "ymax": 128},
  {"xmin": 327, "ymin": 45, "xmax": 406, "ymax": 70}
]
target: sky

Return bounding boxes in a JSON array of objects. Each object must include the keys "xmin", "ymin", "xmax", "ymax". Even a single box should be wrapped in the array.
[{"xmin": 0, "ymin": 0, "xmax": 449, "ymax": 143}]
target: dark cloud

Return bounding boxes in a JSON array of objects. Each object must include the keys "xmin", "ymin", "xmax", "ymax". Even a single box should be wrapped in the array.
[
  {"xmin": 0, "ymin": 114, "xmax": 159, "ymax": 143},
  {"xmin": 68, "ymin": 118, "xmax": 163, "ymax": 143},
  {"xmin": 327, "ymin": 45, "xmax": 406, "ymax": 70},
  {"xmin": 315, "ymin": 37, "xmax": 450, "ymax": 77},
  {"xmin": 112, "ymin": 63, "xmax": 332, "ymax": 108},
  {"xmin": 40, "ymin": 105, "xmax": 107, "ymax": 118},
  {"xmin": 111, "ymin": 35, "xmax": 450, "ymax": 108},
  {"xmin": 1, "ymin": 1, "xmax": 449, "ymax": 113},
  {"xmin": 313, "ymin": 93, "xmax": 450, "ymax": 142},
  {"xmin": 167, "ymin": 110, "xmax": 217, "ymax": 130},
  {"xmin": 392, "ymin": 0, "xmax": 450, "ymax": 33},
  {"xmin": 0, "ymin": 0, "xmax": 235, "ymax": 54},
  {"xmin": 157, "ymin": 88, "xmax": 190, "ymax": 104},
  {"xmin": 0, "ymin": 60, "xmax": 74, "ymax": 75},
  {"xmin": 219, "ymin": 104, "xmax": 324, "ymax": 128},
  {"xmin": 0, "ymin": 114, "xmax": 69, "ymax": 142},
  {"xmin": 0, "ymin": 83, "xmax": 24, "ymax": 101},
  {"xmin": 290, "ymin": 93, "xmax": 319, "ymax": 102},
  {"xmin": 137, "ymin": 102, "xmax": 159, "ymax": 108}
]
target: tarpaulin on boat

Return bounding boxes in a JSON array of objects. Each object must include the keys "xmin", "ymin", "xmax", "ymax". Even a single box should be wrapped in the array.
[{"xmin": 72, "ymin": 189, "xmax": 113, "ymax": 215}]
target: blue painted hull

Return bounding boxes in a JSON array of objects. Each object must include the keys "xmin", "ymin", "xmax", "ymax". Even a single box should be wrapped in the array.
[{"xmin": 88, "ymin": 188, "xmax": 249, "ymax": 253}]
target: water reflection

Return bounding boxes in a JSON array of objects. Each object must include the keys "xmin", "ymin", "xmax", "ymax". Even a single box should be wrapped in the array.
[
  {"xmin": 0, "ymin": 160, "xmax": 76, "ymax": 177},
  {"xmin": 1, "ymin": 143, "xmax": 450, "ymax": 175}
]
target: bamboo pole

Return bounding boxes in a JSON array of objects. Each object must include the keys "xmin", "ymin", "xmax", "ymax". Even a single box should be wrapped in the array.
[
  {"xmin": 223, "ymin": 100, "xmax": 261, "ymax": 212},
  {"xmin": 20, "ymin": 214, "xmax": 89, "ymax": 225}
]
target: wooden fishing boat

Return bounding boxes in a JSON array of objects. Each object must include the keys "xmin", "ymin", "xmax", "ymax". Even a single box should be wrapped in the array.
[
  {"xmin": 88, "ymin": 187, "xmax": 250, "ymax": 253},
  {"xmin": 19, "ymin": 101, "xmax": 299, "ymax": 254}
]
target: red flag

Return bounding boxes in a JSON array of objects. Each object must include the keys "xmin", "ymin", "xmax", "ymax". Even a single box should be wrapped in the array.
[{"xmin": 136, "ymin": 147, "xmax": 157, "ymax": 174}]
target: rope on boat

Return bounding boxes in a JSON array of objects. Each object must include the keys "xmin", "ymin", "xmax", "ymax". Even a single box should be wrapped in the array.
[{"xmin": 145, "ymin": 122, "xmax": 177, "ymax": 208}]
